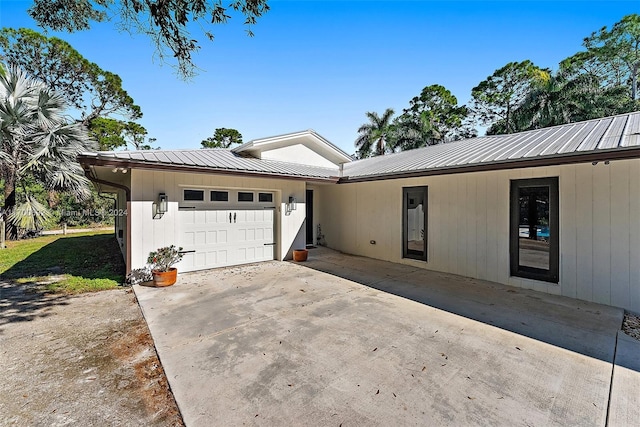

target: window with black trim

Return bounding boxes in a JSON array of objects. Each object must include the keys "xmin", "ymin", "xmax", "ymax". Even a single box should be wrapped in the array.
[
  {"xmin": 510, "ymin": 177, "xmax": 559, "ymax": 283},
  {"xmin": 210, "ymin": 191, "xmax": 229, "ymax": 202},
  {"xmin": 258, "ymin": 193, "xmax": 273, "ymax": 203},
  {"xmin": 238, "ymin": 192, "xmax": 254, "ymax": 202},
  {"xmin": 403, "ymin": 186, "xmax": 428, "ymax": 261},
  {"xmin": 183, "ymin": 189, "xmax": 204, "ymax": 201}
]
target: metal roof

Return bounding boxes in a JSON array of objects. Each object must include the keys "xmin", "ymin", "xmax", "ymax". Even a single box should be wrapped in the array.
[
  {"xmin": 342, "ymin": 111, "xmax": 640, "ymax": 180},
  {"xmin": 79, "ymin": 148, "xmax": 340, "ymax": 180},
  {"xmin": 79, "ymin": 112, "xmax": 640, "ymax": 183}
]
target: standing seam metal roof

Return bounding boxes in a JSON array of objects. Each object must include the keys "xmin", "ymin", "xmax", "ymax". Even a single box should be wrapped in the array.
[
  {"xmin": 79, "ymin": 111, "xmax": 640, "ymax": 181},
  {"xmin": 81, "ymin": 148, "xmax": 340, "ymax": 179},
  {"xmin": 341, "ymin": 112, "xmax": 640, "ymax": 178}
]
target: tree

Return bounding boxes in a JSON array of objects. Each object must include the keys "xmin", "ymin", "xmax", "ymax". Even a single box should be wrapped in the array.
[
  {"xmin": 27, "ymin": 0, "xmax": 270, "ymax": 78},
  {"xmin": 89, "ymin": 118, "xmax": 157, "ymax": 151},
  {"xmin": 393, "ymin": 84, "xmax": 473, "ymax": 150},
  {"xmin": 0, "ymin": 28, "xmax": 141, "ymax": 125},
  {"xmin": 354, "ymin": 109, "xmax": 396, "ymax": 158},
  {"xmin": 201, "ymin": 128, "xmax": 243, "ymax": 148},
  {"xmin": 583, "ymin": 14, "xmax": 640, "ymax": 100},
  {"xmin": 471, "ymin": 60, "xmax": 548, "ymax": 134},
  {"xmin": 0, "ymin": 66, "xmax": 95, "ymax": 238}
]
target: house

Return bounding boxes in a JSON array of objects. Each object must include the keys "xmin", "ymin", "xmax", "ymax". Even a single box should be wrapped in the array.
[{"xmin": 78, "ymin": 112, "xmax": 640, "ymax": 312}]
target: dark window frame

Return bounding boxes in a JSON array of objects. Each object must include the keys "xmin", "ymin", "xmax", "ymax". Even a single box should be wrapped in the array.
[
  {"xmin": 509, "ymin": 177, "xmax": 559, "ymax": 283},
  {"xmin": 402, "ymin": 186, "xmax": 428, "ymax": 262},
  {"xmin": 210, "ymin": 190, "xmax": 229, "ymax": 202},
  {"xmin": 183, "ymin": 189, "xmax": 204, "ymax": 201},
  {"xmin": 238, "ymin": 192, "xmax": 254, "ymax": 202},
  {"xmin": 258, "ymin": 192, "xmax": 273, "ymax": 203}
]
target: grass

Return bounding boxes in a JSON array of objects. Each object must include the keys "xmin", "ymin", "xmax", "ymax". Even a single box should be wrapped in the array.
[{"xmin": 0, "ymin": 230, "xmax": 126, "ymax": 294}]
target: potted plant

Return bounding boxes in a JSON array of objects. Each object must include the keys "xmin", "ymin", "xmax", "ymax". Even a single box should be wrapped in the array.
[{"xmin": 147, "ymin": 245, "xmax": 184, "ymax": 287}]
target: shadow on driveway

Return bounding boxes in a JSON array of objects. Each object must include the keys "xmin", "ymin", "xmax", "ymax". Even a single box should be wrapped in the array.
[{"xmin": 301, "ymin": 247, "xmax": 624, "ymax": 365}]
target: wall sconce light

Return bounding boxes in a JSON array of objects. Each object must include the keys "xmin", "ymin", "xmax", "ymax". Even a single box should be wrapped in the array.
[
  {"xmin": 153, "ymin": 193, "xmax": 168, "ymax": 219},
  {"xmin": 285, "ymin": 196, "xmax": 297, "ymax": 215}
]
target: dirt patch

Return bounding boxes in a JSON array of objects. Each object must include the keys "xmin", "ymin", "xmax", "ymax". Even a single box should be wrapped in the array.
[
  {"xmin": 0, "ymin": 283, "xmax": 183, "ymax": 426},
  {"xmin": 622, "ymin": 311, "xmax": 640, "ymax": 341}
]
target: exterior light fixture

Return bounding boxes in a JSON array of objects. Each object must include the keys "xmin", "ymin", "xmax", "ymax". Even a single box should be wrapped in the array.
[
  {"xmin": 285, "ymin": 196, "xmax": 297, "ymax": 215},
  {"xmin": 158, "ymin": 193, "xmax": 168, "ymax": 214},
  {"xmin": 153, "ymin": 193, "xmax": 168, "ymax": 219}
]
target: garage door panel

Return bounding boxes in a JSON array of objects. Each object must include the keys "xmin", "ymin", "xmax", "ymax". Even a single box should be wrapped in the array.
[
  {"xmin": 182, "ymin": 210, "xmax": 195, "ymax": 224},
  {"xmin": 178, "ymin": 206, "xmax": 274, "ymax": 272}
]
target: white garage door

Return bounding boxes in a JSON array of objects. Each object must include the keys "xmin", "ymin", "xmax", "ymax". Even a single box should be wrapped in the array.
[{"xmin": 177, "ymin": 189, "xmax": 275, "ymax": 272}]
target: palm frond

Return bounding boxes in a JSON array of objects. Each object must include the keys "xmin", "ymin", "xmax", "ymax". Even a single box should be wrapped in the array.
[{"xmin": 7, "ymin": 195, "xmax": 52, "ymax": 231}]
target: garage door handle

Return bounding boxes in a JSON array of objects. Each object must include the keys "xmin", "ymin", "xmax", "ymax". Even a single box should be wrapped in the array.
[
  {"xmin": 234, "ymin": 213, "xmax": 236, "ymax": 223},
  {"xmin": 179, "ymin": 250, "xmax": 196, "ymax": 254},
  {"xmin": 229, "ymin": 212, "xmax": 232, "ymax": 223},
  {"xmin": 264, "ymin": 243, "xmax": 276, "ymax": 246}
]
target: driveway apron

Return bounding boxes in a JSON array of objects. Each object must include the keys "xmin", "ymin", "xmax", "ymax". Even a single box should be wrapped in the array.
[{"xmin": 134, "ymin": 248, "xmax": 626, "ymax": 426}]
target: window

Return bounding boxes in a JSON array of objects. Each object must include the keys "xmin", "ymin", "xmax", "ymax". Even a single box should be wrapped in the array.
[
  {"xmin": 403, "ymin": 186, "xmax": 428, "ymax": 261},
  {"xmin": 210, "ymin": 191, "xmax": 229, "ymax": 202},
  {"xmin": 238, "ymin": 192, "xmax": 254, "ymax": 202},
  {"xmin": 258, "ymin": 192, "xmax": 273, "ymax": 203},
  {"xmin": 510, "ymin": 177, "xmax": 559, "ymax": 283},
  {"xmin": 183, "ymin": 189, "xmax": 204, "ymax": 201}
]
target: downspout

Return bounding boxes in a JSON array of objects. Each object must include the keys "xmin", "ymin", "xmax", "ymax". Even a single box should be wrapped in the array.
[{"xmin": 84, "ymin": 169, "xmax": 132, "ymax": 275}]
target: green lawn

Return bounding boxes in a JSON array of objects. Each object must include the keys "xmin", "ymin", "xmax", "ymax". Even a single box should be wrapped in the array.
[{"xmin": 0, "ymin": 231, "xmax": 126, "ymax": 294}]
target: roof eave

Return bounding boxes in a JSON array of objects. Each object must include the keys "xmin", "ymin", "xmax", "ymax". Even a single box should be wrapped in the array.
[{"xmin": 77, "ymin": 154, "xmax": 340, "ymax": 183}]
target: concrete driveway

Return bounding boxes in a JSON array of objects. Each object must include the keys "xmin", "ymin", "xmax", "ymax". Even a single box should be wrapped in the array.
[{"xmin": 134, "ymin": 247, "xmax": 635, "ymax": 426}]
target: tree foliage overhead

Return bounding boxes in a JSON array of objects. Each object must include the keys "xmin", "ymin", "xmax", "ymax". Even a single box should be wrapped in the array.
[
  {"xmin": 201, "ymin": 128, "xmax": 243, "ymax": 148},
  {"xmin": 27, "ymin": 0, "xmax": 270, "ymax": 78},
  {"xmin": 0, "ymin": 27, "xmax": 141, "ymax": 125}
]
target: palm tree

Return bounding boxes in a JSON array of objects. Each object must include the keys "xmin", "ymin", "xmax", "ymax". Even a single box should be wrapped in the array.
[
  {"xmin": 0, "ymin": 65, "xmax": 95, "ymax": 239},
  {"xmin": 354, "ymin": 108, "xmax": 396, "ymax": 158}
]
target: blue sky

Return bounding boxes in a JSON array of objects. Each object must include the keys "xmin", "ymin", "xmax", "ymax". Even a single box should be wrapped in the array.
[{"xmin": 1, "ymin": 1, "xmax": 638, "ymax": 154}]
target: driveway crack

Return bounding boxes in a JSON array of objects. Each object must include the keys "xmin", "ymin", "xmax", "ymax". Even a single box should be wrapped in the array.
[{"xmin": 604, "ymin": 329, "xmax": 619, "ymax": 426}]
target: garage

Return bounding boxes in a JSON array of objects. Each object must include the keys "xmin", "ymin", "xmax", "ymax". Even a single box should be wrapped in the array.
[{"xmin": 177, "ymin": 188, "xmax": 276, "ymax": 272}]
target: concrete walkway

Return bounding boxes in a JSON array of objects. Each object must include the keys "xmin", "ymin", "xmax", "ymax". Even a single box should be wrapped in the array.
[{"xmin": 134, "ymin": 247, "xmax": 635, "ymax": 426}]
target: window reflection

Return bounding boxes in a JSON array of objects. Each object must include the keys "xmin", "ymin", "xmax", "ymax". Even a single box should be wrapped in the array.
[
  {"xmin": 518, "ymin": 186, "xmax": 550, "ymax": 270},
  {"xmin": 404, "ymin": 187, "xmax": 427, "ymax": 260}
]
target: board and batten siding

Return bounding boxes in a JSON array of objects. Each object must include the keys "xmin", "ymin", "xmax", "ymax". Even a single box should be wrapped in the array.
[
  {"xmin": 128, "ymin": 169, "xmax": 307, "ymax": 270},
  {"xmin": 318, "ymin": 159, "xmax": 640, "ymax": 311}
]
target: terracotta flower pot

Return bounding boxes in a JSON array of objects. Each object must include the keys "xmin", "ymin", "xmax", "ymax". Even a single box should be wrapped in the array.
[
  {"xmin": 152, "ymin": 268, "xmax": 178, "ymax": 287},
  {"xmin": 293, "ymin": 249, "xmax": 308, "ymax": 262}
]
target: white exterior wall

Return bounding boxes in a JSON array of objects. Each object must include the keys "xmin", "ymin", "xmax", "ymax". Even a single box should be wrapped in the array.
[
  {"xmin": 260, "ymin": 144, "xmax": 340, "ymax": 169},
  {"xmin": 319, "ymin": 159, "xmax": 640, "ymax": 311},
  {"xmin": 129, "ymin": 169, "xmax": 307, "ymax": 270}
]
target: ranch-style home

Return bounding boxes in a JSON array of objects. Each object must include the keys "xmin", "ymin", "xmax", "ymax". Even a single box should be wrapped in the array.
[{"xmin": 78, "ymin": 112, "xmax": 640, "ymax": 312}]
